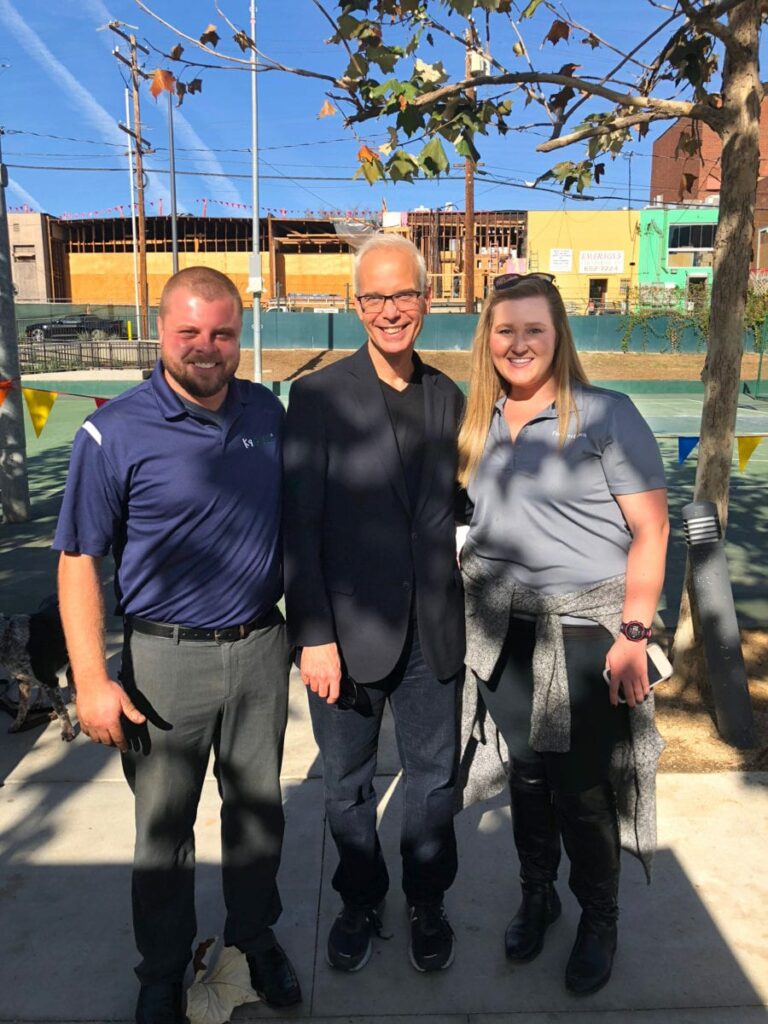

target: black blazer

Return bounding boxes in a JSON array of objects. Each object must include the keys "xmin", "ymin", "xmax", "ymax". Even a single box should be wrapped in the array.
[{"xmin": 283, "ymin": 345, "xmax": 465, "ymax": 683}]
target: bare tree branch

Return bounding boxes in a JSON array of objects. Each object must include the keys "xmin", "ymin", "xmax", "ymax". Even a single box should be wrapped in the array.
[
  {"xmin": 310, "ymin": 0, "xmax": 354, "ymax": 60},
  {"xmin": 133, "ymin": 0, "xmax": 341, "ymax": 86},
  {"xmin": 345, "ymin": 68, "xmax": 721, "ymax": 126},
  {"xmin": 677, "ymin": 0, "xmax": 734, "ymax": 44},
  {"xmin": 537, "ymin": 103, "xmax": 722, "ymax": 152},
  {"xmin": 564, "ymin": 10, "xmax": 682, "ymax": 123}
]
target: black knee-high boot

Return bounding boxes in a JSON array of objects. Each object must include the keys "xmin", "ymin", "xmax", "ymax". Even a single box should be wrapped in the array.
[
  {"xmin": 554, "ymin": 782, "xmax": 620, "ymax": 995},
  {"xmin": 505, "ymin": 759, "xmax": 562, "ymax": 962}
]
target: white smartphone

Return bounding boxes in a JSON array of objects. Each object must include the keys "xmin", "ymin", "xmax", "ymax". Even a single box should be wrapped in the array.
[{"xmin": 603, "ymin": 642, "xmax": 674, "ymax": 703}]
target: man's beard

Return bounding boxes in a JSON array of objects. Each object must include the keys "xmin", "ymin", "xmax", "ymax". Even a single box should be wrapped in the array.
[{"xmin": 165, "ymin": 359, "xmax": 235, "ymax": 399}]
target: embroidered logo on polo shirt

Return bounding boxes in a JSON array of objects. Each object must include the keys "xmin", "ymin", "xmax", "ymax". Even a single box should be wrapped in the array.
[
  {"xmin": 553, "ymin": 429, "xmax": 587, "ymax": 441},
  {"xmin": 242, "ymin": 432, "xmax": 276, "ymax": 449}
]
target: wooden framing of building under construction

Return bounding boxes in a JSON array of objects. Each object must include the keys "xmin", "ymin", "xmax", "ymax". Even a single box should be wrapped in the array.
[{"xmin": 389, "ymin": 209, "xmax": 526, "ymax": 308}]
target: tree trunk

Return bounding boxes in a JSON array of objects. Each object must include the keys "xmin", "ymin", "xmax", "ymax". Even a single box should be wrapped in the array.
[{"xmin": 671, "ymin": 0, "xmax": 762, "ymax": 687}]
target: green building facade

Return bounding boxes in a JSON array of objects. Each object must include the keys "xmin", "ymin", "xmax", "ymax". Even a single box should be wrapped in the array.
[{"xmin": 638, "ymin": 205, "xmax": 719, "ymax": 310}]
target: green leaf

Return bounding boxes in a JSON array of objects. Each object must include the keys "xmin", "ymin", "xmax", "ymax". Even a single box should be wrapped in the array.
[
  {"xmin": 397, "ymin": 104, "xmax": 426, "ymax": 135},
  {"xmin": 521, "ymin": 0, "xmax": 545, "ymax": 18},
  {"xmin": 455, "ymin": 133, "xmax": 481, "ymax": 163},
  {"xmin": 360, "ymin": 159, "xmax": 384, "ymax": 184},
  {"xmin": 367, "ymin": 46, "xmax": 402, "ymax": 73},
  {"xmin": 387, "ymin": 149, "xmax": 420, "ymax": 182},
  {"xmin": 417, "ymin": 136, "xmax": 450, "ymax": 175},
  {"xmin": 367, "ymin": 76, "xmax": 400, "ymax": 98},
  {"xmin": 344, "ymin": 54, "xmax": 369, "ymax": 80}
]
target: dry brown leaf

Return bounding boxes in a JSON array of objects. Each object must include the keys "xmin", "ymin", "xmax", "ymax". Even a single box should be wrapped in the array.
[
  {"xmin": 357, "ymin": 144, "xmax": 379, "ymax": 163},
  {"xmin": 200, "ymin": 24, "xmax": 219, "ymax": 48},
  {"xmin": 149, "ymin": 68, "xmax": 176, "ymax": 99},
  {"xmin": 317, "ymin": 99, "xmax": 336, "ymax": 118},
  {"xmin": 169, "ymin": 43, "xmax": 184, "ymax": 61},
  {"xmin": 544, "ymin": 19, "xmax": 570, "ymax": 46}
]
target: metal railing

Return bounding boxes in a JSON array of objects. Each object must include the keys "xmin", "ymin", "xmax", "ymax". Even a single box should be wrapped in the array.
[{"xmin": 18, "ymin": 339, "xmax": 159, "ymax": 373}]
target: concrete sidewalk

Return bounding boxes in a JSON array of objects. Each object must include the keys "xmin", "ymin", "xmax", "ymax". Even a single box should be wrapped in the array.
[{"xmin": 1, "ymin": 664, "xmax": 766, "ymax": 1024}]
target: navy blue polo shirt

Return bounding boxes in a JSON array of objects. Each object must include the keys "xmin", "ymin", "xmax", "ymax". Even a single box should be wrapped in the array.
[{"xmin": 54, "ymin": 363, "xmax": 284, "ymax": 629}]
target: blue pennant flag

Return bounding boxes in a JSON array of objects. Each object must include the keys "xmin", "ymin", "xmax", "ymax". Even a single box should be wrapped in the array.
[{"xmin": 678, "ymin": 436, "xmax": 700, "ymax": 464}]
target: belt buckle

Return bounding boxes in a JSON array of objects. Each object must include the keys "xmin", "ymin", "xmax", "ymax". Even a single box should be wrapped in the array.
[{"xmin": 213, "ymin": 624, "xmax": 246, "ymax": 644}]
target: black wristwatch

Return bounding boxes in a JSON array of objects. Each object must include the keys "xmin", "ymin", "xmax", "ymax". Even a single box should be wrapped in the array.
[{"xmin": 620, "ymin": 620, "xmax": 652, "ymax": 642}]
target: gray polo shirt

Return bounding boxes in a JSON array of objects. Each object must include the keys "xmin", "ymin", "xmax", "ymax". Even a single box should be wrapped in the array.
[{"xmin": 465, "ymin": 384, "xmax": 666, "ymax": 597}]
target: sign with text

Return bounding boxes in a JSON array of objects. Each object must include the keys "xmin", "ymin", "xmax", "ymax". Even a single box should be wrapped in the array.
[
  {"xmin": 579, "ymin": 250, "xmax": 625, "ymax": 274},
  {"xmin": 549, "ymin": 248, "xmax": 573, "ymax": 272}
]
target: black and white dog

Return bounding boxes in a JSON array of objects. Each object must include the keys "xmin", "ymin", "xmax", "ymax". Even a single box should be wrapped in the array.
[{"xmin": 0, "ymin": 598, "xmax": 75, "ymax": 741}]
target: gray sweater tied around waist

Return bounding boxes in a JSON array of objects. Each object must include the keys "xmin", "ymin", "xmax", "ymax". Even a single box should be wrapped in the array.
[{"xmin": 457, "ymin": 545, "xmax": 666, "ymax": 882}]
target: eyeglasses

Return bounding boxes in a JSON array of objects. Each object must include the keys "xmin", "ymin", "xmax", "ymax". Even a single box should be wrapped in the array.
[
  {"xmin": 493, "ymin": 272, "xmax": 556, "ymax": 292},
  {"xmin": 356, "ymin": 290, "xmax": 423, "ymax": 313}
]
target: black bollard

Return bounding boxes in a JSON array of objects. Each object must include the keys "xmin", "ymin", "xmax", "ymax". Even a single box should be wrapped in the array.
[{"xmin": 682, "ymin": 501, "xmax": 757, "ymax": 749}]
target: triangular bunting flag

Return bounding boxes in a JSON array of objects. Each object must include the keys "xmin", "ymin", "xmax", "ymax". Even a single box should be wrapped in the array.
[
  {"xmin": 678, "ymin": 436, "xmax": 700, "ymax": 464},
  {"xmin": 94, "ymin": 397, "xmax": 109, "ymax": 408},
  {"xmin": 737, "ymin": 435, "xmax": 763, "ymax": 472},
  {"xmin": 0, "ymin": 386, "xmax": 10, "ymax": 409},
  {"xmin": 23, "ymin": 388, "xmax": 57, "ymax": 437}
]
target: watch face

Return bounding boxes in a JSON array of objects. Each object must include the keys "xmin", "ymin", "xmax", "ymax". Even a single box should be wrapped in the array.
[{"xmin": 624, "ymin": 621, "xmax": 647, "ymax": 641}]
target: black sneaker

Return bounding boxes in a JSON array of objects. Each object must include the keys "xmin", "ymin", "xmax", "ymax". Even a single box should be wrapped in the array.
[
  {"xmin": 246, "ymin": 943, "xmax": 302, "ymax": 1008},
  {"xmin": 135, "ymin": 982, "xmax": 186, "ymax": 1024},
  {"xmin": 408, "ymin": 902, "xmax": 455, "ymax": 972},
  {"xmin": 327, "ymin": 904, "xmax": 386, "ymax": 972}
]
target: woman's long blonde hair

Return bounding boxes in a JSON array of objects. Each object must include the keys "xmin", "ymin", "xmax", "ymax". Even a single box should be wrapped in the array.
[{"xmin": 457, "ymin": 276, "xmax": 589, "ymax": 488}]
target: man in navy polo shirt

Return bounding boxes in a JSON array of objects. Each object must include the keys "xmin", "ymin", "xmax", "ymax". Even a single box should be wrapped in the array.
[{"xmin": 54, "ymin": 267, "xmax": 301, "ymax": 1024}]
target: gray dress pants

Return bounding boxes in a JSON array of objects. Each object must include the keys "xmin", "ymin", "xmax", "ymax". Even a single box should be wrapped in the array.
[{"xmin": 120, "ymin": 609, "xmax": 290, "ymax": 984}]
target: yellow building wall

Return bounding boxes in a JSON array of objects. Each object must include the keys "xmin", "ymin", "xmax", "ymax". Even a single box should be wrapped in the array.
[
  {"xmin": 526, "ymin": 210, "xmax": 640, "ymax": 313},
  {"xmin": 277, "ymin": 252, "xmax": 353, "ymax": 301},
  {"xmin": 67, "ymin": 251, "xmax": 354, "ymax": 305}
]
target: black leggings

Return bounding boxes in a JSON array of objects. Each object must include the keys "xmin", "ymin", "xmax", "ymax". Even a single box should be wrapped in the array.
[{"xmin": 476, "ymin": 618, "xmax": 630, "ymax": 794}]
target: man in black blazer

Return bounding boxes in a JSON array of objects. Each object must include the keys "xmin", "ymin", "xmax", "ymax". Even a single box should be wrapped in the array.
[{"xmin": 284, "ymin": 234, "xmax": 465, "ymax": 974}]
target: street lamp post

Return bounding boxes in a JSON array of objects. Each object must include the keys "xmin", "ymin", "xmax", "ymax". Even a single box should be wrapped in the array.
[
  {"xmin": 167, "ymin": 89, "xmax": 179, "ymax": 275},
  {"xmin": 249, "ymin": 0, "xmax": 262, "ymax": 384}
]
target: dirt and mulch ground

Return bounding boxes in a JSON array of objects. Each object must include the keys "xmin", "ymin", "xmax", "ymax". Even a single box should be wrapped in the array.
[
  {"xmin": 244, "ymin": 349, "xmax": 765, "ymax": 385},
  {"xmin": 655, "ymin": 632, "xmax": 768, "ymax": 773},
  {"xmin": 250, "ymin": 347, "xmax": 768, "ymax": 773}
]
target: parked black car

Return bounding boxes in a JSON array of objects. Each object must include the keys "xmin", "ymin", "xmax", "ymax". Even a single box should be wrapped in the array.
[{"xmin": 24, "ymin": 313, "xmax": 123, "ymax": 342}]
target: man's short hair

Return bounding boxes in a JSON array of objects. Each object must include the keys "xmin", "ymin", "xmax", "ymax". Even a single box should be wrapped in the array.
[
  {"xmin": 158, "ymin": 266, "xmax": 244, "ymax": 318},
  {"xmin": 353, "ymin": 233, "xmax": 428, "ymax": 294}
]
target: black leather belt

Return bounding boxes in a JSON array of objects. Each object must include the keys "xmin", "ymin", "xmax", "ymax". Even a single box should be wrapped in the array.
[{"xmin": 127, "ymin": 607, "xmax": 277, "ymax": 644}]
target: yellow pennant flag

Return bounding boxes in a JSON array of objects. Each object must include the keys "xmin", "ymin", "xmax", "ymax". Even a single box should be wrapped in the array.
[
  {"xmin": 23, "ymin": 388, "xmax": 58, "ymax": 437},
  {"xmin": 737, "ymin": 435, "xmax": 763, "ymax": 472}
]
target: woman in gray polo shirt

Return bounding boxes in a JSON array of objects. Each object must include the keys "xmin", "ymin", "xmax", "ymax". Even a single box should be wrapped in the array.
[{"xmin": 458, "ymin": 274, "xmax": 668, "ymax": 996}]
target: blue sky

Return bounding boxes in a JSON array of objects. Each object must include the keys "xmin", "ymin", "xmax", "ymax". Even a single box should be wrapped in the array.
[{"xmin": 0, "ymin": 1, "xmax": 723, "ymax": 221}]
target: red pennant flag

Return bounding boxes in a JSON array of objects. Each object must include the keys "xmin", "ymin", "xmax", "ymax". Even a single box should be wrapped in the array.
[{"xmin": 94, "ymin": 397, "xmax": 110, "ymax": 408}]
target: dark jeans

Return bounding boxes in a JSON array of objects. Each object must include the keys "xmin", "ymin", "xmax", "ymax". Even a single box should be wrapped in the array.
[
  {"xmin": 477, "ymin": 618, "xmax": 630, "ymax": 792},
  {"xmin": 308, "ymin": 621, "xmax": 458, "ymax": 909},
  {"xmin": 120, "ymin": 610, "xmax": 290, "ymax": 984}
]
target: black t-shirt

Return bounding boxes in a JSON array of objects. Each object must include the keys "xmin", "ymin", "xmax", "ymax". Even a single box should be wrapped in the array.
[{"xmin": 380, "ymin": 363, "xmax": 425, "ymax": 512}]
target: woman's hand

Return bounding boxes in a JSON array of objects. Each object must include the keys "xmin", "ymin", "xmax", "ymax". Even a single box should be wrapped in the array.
[{"xmin": 604, "ymin": 635, "xmax": 650, "ymax": 708}]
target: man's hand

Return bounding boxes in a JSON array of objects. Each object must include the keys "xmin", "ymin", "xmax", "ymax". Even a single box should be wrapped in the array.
[
  {"xmin": 604, "ymin": 636, "xmax": 649, "ymax": 708},
  {"xmin": 76, "ymin": 677, "xmax": 146, "ymax": 752},
  {"xmin": 300, "ymin": 643, "xmax": 342, "ymax": 704}
]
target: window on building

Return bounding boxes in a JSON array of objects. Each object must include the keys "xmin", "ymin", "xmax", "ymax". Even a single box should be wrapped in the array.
[{"xmin": 668, "ymin": 223, "xmax": 716, "ymax": 251}]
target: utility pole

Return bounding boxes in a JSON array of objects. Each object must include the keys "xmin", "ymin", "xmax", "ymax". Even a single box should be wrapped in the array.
[
  {"xmin": 0, "ymin": 128, "xmax": 31, "ymax": 522},
  {"xmin": 464, "ymin": 34, "xmax": 476, "ymax": 314},
  {"xmin": 111, "ymin": 24, "xmax": 151, "ymax": 339}
]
